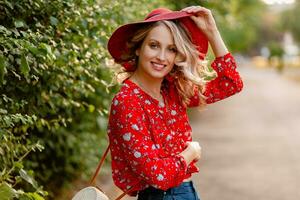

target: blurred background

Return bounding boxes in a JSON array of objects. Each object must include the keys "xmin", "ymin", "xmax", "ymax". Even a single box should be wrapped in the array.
[{"xmin": 0, "ymin": 0, "xmax": 299, "ymax": 199}]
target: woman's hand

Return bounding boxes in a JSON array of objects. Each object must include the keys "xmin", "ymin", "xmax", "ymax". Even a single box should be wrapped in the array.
[
  {"xmin": 179, "ymin": 141, "xmax": 202, "ymax": 165},
  {"xmin": 181, "ymin": 5, "xmax": 229, "ymax": 57},
  {"xmin": 181, "ymin": 6, "xmax": 218, "ymax": 39}
]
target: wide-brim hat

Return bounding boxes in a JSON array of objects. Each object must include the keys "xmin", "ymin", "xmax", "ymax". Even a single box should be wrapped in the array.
[{"xmin": 107, "ymin": 8, "xmax": 208, "ymax": 71}]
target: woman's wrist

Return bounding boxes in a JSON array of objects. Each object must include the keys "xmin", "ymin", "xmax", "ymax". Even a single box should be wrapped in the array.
[
  {"xmin": 207, "ymin": 29, "xmax": 229, "ymax": 58},
  {"xmin": 204, "ymin": 27, "xmax": 219, "ymax": 40},
  {"xmin": 206, "ymin": 28, "xmax": 219, "ymax": 41}
]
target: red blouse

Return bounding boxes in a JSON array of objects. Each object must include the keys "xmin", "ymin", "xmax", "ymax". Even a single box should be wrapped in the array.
[{"xmin": 107, "ymin": 53, "xmax": 243, "ymax": 196}]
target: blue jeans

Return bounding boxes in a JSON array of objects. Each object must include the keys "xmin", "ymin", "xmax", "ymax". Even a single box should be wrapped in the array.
[{"xmin": 137, "ymin": 181, "xmax": 200, "ymax": 200}]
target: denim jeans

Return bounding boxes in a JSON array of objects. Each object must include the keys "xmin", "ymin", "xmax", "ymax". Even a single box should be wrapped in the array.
[{"xmin": 137, "ymin": 181, "xmax": 200, "ymax": 200}]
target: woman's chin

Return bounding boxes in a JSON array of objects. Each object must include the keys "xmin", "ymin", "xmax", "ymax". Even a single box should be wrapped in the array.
[
  {"xmin": 147, "ymin": 68, "xmax": 172, "ymax": 79},
  {"xmin": 147, "ymin": 71, "xmax": 169, "ymax": 80}
]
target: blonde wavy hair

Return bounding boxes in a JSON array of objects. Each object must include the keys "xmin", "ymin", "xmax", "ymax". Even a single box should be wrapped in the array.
[{"xmin": 111, "ymin": 20, "xmax": 217, "ymax": 107}]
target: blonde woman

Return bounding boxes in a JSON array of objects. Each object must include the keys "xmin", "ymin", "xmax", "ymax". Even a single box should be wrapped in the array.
[{"xmin": 107, "ymin": 6, "xmax": 243, "ymax": 200}]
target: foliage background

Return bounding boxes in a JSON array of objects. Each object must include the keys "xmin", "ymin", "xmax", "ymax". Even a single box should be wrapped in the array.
[{"xmin": 281, "ymin": 0, "xmax": 300, "ymax": 44}]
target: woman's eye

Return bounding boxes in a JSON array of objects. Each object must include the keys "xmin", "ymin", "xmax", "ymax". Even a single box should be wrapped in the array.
[
  {"xmin": 150, "ymin": 43, "xmax": 158, "ymax": 48},
  {"xmin": 169, "ymin": 48, "xmax": 177, "ymax": 53}
]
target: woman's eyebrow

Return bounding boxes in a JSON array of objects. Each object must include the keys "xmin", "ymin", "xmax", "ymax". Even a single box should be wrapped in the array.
[{"xmin": 148, "ymin": 38, "xmax": 175, "ymax": 46}]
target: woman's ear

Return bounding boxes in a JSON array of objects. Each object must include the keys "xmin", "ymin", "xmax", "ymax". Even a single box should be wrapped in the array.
[{"xmin": 135, "ymin": 49, "xmax": 140, "ymax": 56}]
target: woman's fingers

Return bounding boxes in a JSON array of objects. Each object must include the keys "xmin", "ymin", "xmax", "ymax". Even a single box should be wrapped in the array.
[
  {"xmin": 190, "ymin": 15, "xmax": 197, "ymax": 21},
  {"xmin": 181, "ymin": 6, "xmax": 210, "ymax": 16},
  {"xmin": 181, "ymin": 5, "xmax": 200, "ymax": 12},
  {"xmin": 184, "ymin": 141, "xmax": 191, "ymax": 148}
]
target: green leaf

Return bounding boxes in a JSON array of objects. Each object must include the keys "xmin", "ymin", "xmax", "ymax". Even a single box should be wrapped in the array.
[
  {"xmin": 50, "ymin": 16, "xmax": 58, "ymax": 26},
  {"xmin": 0, "ymin": 54, "xmax": 7, "ymax": 84},
  {"xmin": 27, "ymin": 45, "xmax": 39, "ymax": 56},
  {"xmin": 14, "ymin": 20, "xmax": 26, "ymax": 28},
  {"xmin": 88, "ymin": 104, "xmax": 95, "ymax": 112},
  {"xmin": 0, "ymin": 25, "xmax": 9, "ymax": 34},
  {"xmin": 0, "ymin": 147, "xmax": 4, "ymax": 155},
  {"xmin": 14, "ymin": 162, "xmax": 24, "ymax": 169},
  {"xmin": 20, "ymin": 54, "xmax": 30, "ymax": 76},
  {"xmin": 40, "ymin": 43, "xmax": 52, "ymax": 55},
  {"xmin": 34, "ymin": 142, "xmax": 44, "ymax": 152},
  {"xmin": 28, "ymin": 193, "xmax": 44, "ymax": 200},
  {"xmin": 5, "ymin": 1, "xmax": 13, "ymax": 9},
  {"xmin": 0, "ymin": 183, "xmax": 15, "ymax": 200},
  {"xmin": 19, "ymin": 169, "xmax": 38, "ymax": 189},
  {"xmin": 20, "ymin": 192, "xmax": 45, "ymax": 200},
  {"xmin": 0, "ymin": 108, "xmax": 8, "ymax": 114}
]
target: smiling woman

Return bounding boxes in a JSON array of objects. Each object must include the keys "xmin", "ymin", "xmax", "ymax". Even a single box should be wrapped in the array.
[
  {"xmin": 106, "ymin": 6, "xmax": 243, "ymax": 200},
  {"xmin": 128, "ymin": 20, "xmax": 213, "ymax": 104},
  {"xmin": 134, "ymin": 23, "xmax": 177, "ymax": 83}
]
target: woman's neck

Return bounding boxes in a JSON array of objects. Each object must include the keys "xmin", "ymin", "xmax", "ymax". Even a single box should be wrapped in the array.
[{"xmin": 130, "ymin": 71, "xmax": 163, "ymax": 101}]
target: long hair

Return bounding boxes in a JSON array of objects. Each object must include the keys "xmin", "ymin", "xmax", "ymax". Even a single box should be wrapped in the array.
[{"xmin": 111, "ymin": 20, "xmax": 217, "ymax": 107}]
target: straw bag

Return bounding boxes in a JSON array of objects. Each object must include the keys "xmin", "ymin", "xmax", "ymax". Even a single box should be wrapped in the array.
[{"xmin": 72, "ymin": 144, "xmax": 139, "ymax": 200}]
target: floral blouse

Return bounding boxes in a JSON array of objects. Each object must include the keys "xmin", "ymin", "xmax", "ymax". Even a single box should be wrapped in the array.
[{"xmin": 107, "ymin": 53, "xmax": 243, "ymax": 196}]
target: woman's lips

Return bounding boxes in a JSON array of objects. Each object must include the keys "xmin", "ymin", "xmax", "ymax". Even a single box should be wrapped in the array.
[{"xmin": 151, "ymin": 62, "xmax": 166, "ymax": 71}]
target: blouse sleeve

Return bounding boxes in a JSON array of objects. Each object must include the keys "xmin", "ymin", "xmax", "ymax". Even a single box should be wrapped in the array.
[
  {"xmin": 187, "ymin": 52, "xmax": 243, "ymax": 107},
  {"xmin": 203, "ymin": 52, "xmax": 243, "ymax": 104},
  {"xmin": 108, "ymin": 95, "xmax": 188, "ymax": 190}
]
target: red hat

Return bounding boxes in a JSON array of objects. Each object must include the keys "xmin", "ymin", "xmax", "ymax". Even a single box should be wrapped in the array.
[{"xmin": 107, "ymin": 8, "xmax": 208, "ymax": 71}]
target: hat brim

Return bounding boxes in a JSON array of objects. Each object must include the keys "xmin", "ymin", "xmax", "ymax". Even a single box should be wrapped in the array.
[{"xmin": 107, "ymin": 10, "xmax": 208, "ymax": 66}]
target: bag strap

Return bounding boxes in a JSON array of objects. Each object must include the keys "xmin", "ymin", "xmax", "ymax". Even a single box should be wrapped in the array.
[
  {"xmin": 89, "ymin": 143, "xmax": 141, "ymax": 200},
  {"xmin": 89, "ymin": 144, "xmax": 110, "ymax": 185}
]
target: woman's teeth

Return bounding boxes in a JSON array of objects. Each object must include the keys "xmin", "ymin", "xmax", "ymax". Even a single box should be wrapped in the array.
[{"xmin": 151, "ymin": 62, "xmax": 166, "ymax": 70}]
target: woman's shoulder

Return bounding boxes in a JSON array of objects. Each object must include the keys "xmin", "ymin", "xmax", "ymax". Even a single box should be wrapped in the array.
[
  {"xmin": 111, "ymin": 79, "xmax": 141, "ymax": 108},
  {"xmin": 109, "ymin": 82, "xmax": 146, "ymax": 121}
]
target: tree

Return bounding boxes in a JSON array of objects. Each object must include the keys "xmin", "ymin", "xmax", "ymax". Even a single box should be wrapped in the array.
[
  {"xmin": 167, "ymin": 0, "xmax": 265, "ymax": 53},
  {"xmin": 280, "ymin": 0, "xmax": 300, "ymax": 44}
]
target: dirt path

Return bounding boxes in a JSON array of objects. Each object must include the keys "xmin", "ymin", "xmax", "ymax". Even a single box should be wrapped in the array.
[
  {"xmin": 92, "ymin": 61, "xmax": 300, "ymax": 200},
  {"xmin": 189, "ymin": 61, "xmax": 300, "ymax": 200}
]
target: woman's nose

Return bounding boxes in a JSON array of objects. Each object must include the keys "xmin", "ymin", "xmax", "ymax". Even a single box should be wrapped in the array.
[{"xmin": 157, "ymin": 49, "xmax": 166, "ymax": 61}]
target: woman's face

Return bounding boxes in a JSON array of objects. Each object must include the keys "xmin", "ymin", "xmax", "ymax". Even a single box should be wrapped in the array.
[{"xmin": 135, "ymin": 23, "xmax": 177, "ymax": 80}]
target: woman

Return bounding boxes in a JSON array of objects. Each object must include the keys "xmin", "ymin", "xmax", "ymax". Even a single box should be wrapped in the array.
[{"xmin": 107, "ymin": 5, "xmax": 243, "ymax": 200}]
